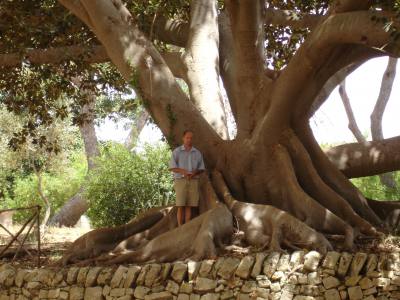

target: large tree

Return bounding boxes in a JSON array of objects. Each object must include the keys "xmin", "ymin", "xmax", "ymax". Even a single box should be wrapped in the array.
[{"xmin": 2, "ymin": 0, "xmax": 400, "ymax": 263}]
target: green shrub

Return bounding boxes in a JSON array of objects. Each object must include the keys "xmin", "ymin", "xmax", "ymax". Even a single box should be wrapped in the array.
[
  {"xmin": 351, "ymin": 172, "xmax": 400, "ymax": 201},
  {"xmin": 7, "ymin": 151, "xmax": 86, "ymax": 223},
  {"xmin": 86, "ymin": 142, "xmax": 174, "ymax": 228}
]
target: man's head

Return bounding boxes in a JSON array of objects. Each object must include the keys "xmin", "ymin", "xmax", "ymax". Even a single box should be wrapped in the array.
[{"xmin": 182, "ymin": 130, "xmax": 193, "ymax": 147}]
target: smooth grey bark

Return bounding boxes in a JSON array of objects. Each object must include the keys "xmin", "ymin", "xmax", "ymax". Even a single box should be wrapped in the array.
[
  {"xmin": 124, "ymin": 110, "xmax": 150, "ymax": 150},
  {"xmin": 371, "ymin": 57, "xmax": 398, "ymax": 189},
  {"xmin": 49, "ymin": 94, "xmax": 99, "ymax": 227},
  {"xmin": 339, "ymin": 79, "xmax": 367, "ymax": 144},
  {"xmin": 183, "ymin": 0, "xmax": 228, "ymax": 139},
  {"xmin": 337, "ymin": 58, "xmax": 397, "ymax": 188}
]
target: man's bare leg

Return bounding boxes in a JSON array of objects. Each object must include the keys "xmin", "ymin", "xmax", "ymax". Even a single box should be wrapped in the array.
[
  {"xmin": 177, "ymin": 207, "xmax": 184, "ymax": 226},
  {"xmin": 184, "ymin": 206, "xmax": 192, "ymax": 224}
]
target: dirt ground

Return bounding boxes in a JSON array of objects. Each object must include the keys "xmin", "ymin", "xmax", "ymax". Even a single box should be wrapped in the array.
[
  {"xmin": 1, "ymin": 225, "xmax": 400, "ymax": 269},
  {"xmin": 0, "ymin": 225, "xmax": 91, "ymax": 268}
]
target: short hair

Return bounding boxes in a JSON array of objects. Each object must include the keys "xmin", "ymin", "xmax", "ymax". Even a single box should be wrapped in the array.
[{"xmin": 182, "ymin": 129, "xmax": 193, "ymax": 137}]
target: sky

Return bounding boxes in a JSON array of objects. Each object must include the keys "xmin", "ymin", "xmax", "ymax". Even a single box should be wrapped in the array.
[{"xmin": 96, "ymin": 57, "xmax": 400, "ymax": 146}]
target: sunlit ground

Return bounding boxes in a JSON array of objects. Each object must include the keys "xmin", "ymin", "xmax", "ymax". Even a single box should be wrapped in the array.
[{"xmin": 1, "ymin": 224, "xmax": 400, "ymax": 269}]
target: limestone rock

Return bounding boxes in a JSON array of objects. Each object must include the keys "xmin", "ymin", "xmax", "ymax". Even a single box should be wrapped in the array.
[
  {"xmin": 194, "ymin": 277, "xmax": 217, "ymax": 294},
  {"xmin": 111, "ymin": 265, "xmax": 129, "ymax": 288},
  {"xmin": 187, "ymin": 261, "xmax": 201, "ymax": 281},
  {"xmin": 200, "ymin": 293, "xmax": 219, "ymax": 300},
  {"xmin": 134, "ymin": 286, "xmax": 151, "ymax": 299},
  {"xmin": 110, "ymin": 288, "xmax": 126, "ymax": 297},
  {"xmin": 350, "ymin": 253, "xmax": 368, "ymax": 276},
  {"xmin": 84, "ymin": 286, "xmax": 103, "ymax": 300},
  {"xmin": 308, "ymin": 272, "xmax": 322, "ymax": 285},
  {"xmin": 217, "ymin": 258, "xmax": 240, "ymax": 280},
  {"xmin": 145, "ymin": 264, "xmax": 162, "ymax": 287},
  {"xmin": 166, "ymin": 280, "xmax": 180, "ymax": 295},
  {"xmin": 277, "ymin": 254, "xmax": 291, "ymax": 272},
  {"xmin": 177, "ymin": 294, "xmax": 190, "ymax": 300},
  {"xmin": 345, "ymin": 276, "xmax": 362, "ymax": 287},
  {"xmin": 263, "ymin": 252, "xmax": 281, "ymax": 277},
  {"xmin": 124, "ymin": 266, "xmax": 141, "ymax": 288},
  {"xmin": 171, "ymin": 263, "xmax": 187, "ymax": 283},
  {"xmin": 338, "ymin": 253, "xmax": 353, "ymax": 278},
  {"xmin": 70, "ymin": 286, "xmax": 85, "ymax": 300},
  {"xmin": 359, "ymin": 277, "xmax": 373, "ymax": 290},
  {"xmin": 199, "ymin": 260, "xmax": 215, "ymax": 278},
  {"xmin": 323, "ymin": 276, "xmax": 340, "ymax": 289},
  {"xmin": 97, "ymin": 268, "xmax": 115, "ymax": 285},
  {"xmin": 145, "ymin": 291, "xmax": 173, "ymax": 300},
  {"xmin": 325, "ymin": 289, "xmax": 341, "ymax": 300},
  {"xmin": 323, "ymin": 252, "xmax": 341, "ymax": 270},
  {"xmin": 180, "ymin": 282, "xmax": 193, "ymax": 294},
  {"xmin": 241, "ymin": 281, "xmax": 257, "ymax": 293},
  {"xmin": 236, "ymin": 256, "xmax": 255, "ymax": 279},
  {"xmin": 85, "ymin": 267, "xmax": 102, "ymax": 287},
  {"xmin": 347, "ymin": 286, "xmax": 363, "ymax": 300},
  {"xmin": 366, "ymin": 254, "xmax": 378, "ymax": 273},
  {"xmin": 289, "ymin": 251, "xmax": 305, "ymax": 269},
  {"xmin": 251, "ymin": 253, "xmax": 267, "ymax": 278},
  {"xmin": 303, "ymin": 251, "xmax": 321, "ymax": 272}
]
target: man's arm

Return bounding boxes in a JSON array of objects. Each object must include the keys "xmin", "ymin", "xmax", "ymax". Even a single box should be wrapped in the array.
[
  {"xmin": 188, "ymin": 152, "xmax": 206, "ymax": 178},
  {"xmin": 170, "ymin": 167, "xmax": 189, "ymax": 177},
  {"xmin": 169, "ymin": 150, "xmax": 189, "ymax": 177}
]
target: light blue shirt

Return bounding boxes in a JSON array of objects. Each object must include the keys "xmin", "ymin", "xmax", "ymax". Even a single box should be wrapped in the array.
[{"xmin": 169, "ymin": 145, "xmax": 206, "ymax": 179}]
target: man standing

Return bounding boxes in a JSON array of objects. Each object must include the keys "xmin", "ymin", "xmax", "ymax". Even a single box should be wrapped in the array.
[{"xmin": 169, "ymin": 130, "xmax": 205, "ymax": 226}]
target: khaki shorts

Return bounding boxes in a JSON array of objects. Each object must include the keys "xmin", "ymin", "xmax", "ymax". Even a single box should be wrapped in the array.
[{"xmin": 174, "ymin": 178, "xmax": 199, "ymax": 207}]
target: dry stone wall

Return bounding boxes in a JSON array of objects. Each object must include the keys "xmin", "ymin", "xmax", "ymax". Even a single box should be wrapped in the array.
[{"xmin": 1, "ymin": 251, "xmax": 400, "ymax": 300}]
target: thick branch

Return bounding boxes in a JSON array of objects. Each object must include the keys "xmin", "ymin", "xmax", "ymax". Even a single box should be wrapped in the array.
[
  {"xmin": 183, "ymin": 0, "xmax": 228, "ymax": 138},
  {"xmin": 0, "ymin": 45, "xmax": 108, "ymax": 67},
  {"xmin": 265, "ymin": 8, "xmax": 322, "ymax": 29},
  {"xmin": 326, "ymin": 136, "xmax": 400, "ymax": 178},
  {"xmin": 371, "ymin": 57, "xmax": 397, "ymax": 141},
  {"xmin": 160, "ymin": 51, "xmax": 187, "ymax": 81},
  {"xmin": 59, "ymin": 0, "xmax": 221, "ymax": 165},
  {"xmin": 256, "ymin": 10, "xmax": 398, "ymax": 143},
  {"xmin": 339, "ymin": 80, "xmax": 367, "ymax": 143},
  {"xmin": 310, "ymin": 63, "xmax": 361, "ymax": 115},
  {"xmin": 330, "ymin": 0, "xmax": 372, "ymax": 13},
  {"xmin": 226, "ymin": 0, "xmax": 267, "ymax": 138}
]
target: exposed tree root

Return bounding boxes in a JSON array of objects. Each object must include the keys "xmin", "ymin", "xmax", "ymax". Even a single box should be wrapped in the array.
[
  {"xmin": 283, "ymin": 130, "xmax": 379, "ymax": 237},
  {"xmin": 102, "ymin": 203, "xmax": 233, "ymax": 265},
  {"xmin": 56, "ymin": 206, "xmax": 172, "ymax": 266},
  {"xmin": 212, "ymin": 170, "xmax": 333, "ymax": 254},
  {"xmin": 296, "ymin": 124, "xmax": 383, "ymax": 225},
  {"xmin": 259, "ymin": 144, "xmax": 355, "ymax": 249},
  {"xmin": 366, "ymin": 198, "xmax": 400, "ymax": 230}
]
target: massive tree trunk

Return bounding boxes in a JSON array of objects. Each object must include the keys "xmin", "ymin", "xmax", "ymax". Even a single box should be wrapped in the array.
[
  {"xmin": 49, "ymin": 92, "xmax": 100, "ymax": 227},
  {"xmin": 56, "ymin": 0, "xmax": 400, "ymax": 263}
]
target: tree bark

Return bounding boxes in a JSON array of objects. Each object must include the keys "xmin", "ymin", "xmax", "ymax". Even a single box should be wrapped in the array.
[
  {"xmin": 183, "ymin": 0, "xmax": 228, "ymax": 139},
  {"xmin": 54, "ymin": 1, "xmax": 400, "ymax": 264},
  {"xmin": 371, "ymin": 57, "xmax": 398, "ymax": 188},
  {"xmin": 339, "ymin": 79, "xmax": 367, "ymax": 144},
  {"xmin": 124, "ymin": 110, "xmax": 149, "ymax": 150},
  {"xmin": 49, "ymin": 92, "xmax": 100, "ymax": 227}
]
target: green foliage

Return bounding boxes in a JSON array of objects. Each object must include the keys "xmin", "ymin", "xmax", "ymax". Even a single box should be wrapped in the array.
[
  {"xmin": 351, "ymin": 172, "xmax": 400, "ymax": 201},
  {"xmin": 86, "ymin": 142, "xmax": 174, "ymax": 228},
  {"xmin": 3, "ymin": 151, "xmax": 86, "ymax": 222}
]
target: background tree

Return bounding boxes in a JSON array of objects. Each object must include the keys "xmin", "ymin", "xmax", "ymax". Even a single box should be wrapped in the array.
[{"xmin": 338, "ymin": 57, "xmax": 398, "ymax": 189}]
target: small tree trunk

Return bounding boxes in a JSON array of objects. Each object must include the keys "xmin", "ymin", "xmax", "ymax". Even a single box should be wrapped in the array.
[
  {"xmin": 33, "ymin": 168, "xmax": 51, "ymax": 228},
  {"xmin": 338, "ymin": 80, "xmax": 366, "ymax": 144},
  {"xmin": 371, "ymin": 57, "xmax": 397, "ymax": 189},
  {"xmin": 124, "ymin": 110, "xmax": 149, "ymax": 150},
  {"xmin": 49, "ymin": 94, "xmax": 99, "ymax": 227}
]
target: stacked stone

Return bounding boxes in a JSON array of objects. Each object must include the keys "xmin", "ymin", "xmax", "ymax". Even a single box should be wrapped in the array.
[{"xmin": 0, "ymin": 251, "xmax": 400, "ymax": 300}]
